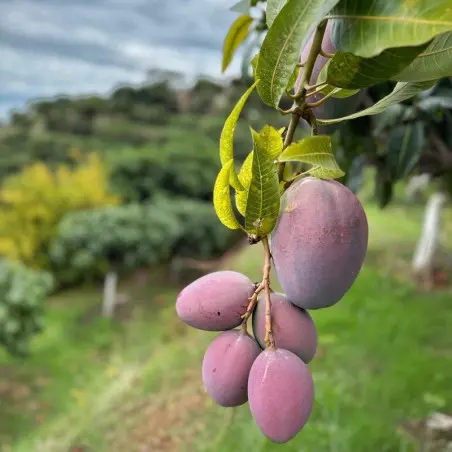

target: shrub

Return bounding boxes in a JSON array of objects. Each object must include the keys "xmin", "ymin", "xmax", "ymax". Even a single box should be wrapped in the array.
[
  {"xmin": 0, "ymin": 259, "xmax": 53, "ymax": 356},
  {"xmin": 0, "ymin": 153, "xmax": 120, "ymax": 269}
]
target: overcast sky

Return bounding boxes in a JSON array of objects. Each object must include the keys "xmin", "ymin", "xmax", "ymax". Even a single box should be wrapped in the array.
[{"xmin": 0, "ymin": 0, "xmax": 244, "ymax": 118}]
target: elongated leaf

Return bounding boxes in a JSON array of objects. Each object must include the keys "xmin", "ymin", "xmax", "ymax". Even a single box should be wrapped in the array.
[
  {"xmin": 387, "ymin": 121, "xmax": 425, "ymax": 179},
  {"xmin": 220, "ymin": 80, "xmax": 258, "ymax": 190},
  {"xmin": 213, "ymin": 161, "xmax": 242, "ymax": 230},
  {"xmin": 245, "ymin": 126, "xmax": 283, "ymax": 237},
  {"xmin": 326, "ymin": 45, "xmax": 427, "ymax": 89},
  {"xmin": 266, "ymin": 0, "xmax": 288, "ymax": 28},
  {"xmin": 278, "ymin": 135, "xmax": 344, "ymax": 179},
  {"xmin": 394, "ymin": 32, "xmax": 452, "ymax": 82},
  {"xmin": 256, "ymin": 0, "xmax": 341, "ymax": 107},
  {"xmin": 330, "ymin": 1, "xmax": 452, "ymax": 58},
  {"xmin": 236, "ymin": 151, "xmax": 254, "ymax": 216},
  {"xmin": 317, "ymin": 80, "xmax": 436, "ymax": 125},
  {"xmin": 222, "ymin": 15, "xmax": 254, "ymax": 73}
]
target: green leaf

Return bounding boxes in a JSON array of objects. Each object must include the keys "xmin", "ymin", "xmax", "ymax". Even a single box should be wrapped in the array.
[
  {"xmin": 222, "ymin": 14, "xmax": 254, "ymax": 73},
  {"xmin": 373, "ymin": 104, "xmax": 406, "ymax": 135},
  {"xmin": 387, "ymin": 121, "xmax": 425, "ymax": 180},
  {"xmin": 266, "ymin": 0, "xmax": 288, "ymax": 28},
  {"xmin": 236, "ymin": 151, "xmax": 254, "ymax": 216},
  {"xmin": 330, "ymin": 1, "xmax": 452, "ymax": 58},
  {"xmin": 245, "ymin": 126, "xmax": 283, "ymax": 237},
  {"xmin": 220, "ymin": 80, "xmax": 258, "ymax": 190},
  {"xmin": 213, "ymin": 160, "xmax": 242, "ymax": 230},
  {"xmin": 278, "ymin": 135, "xmax": 345, "ymax": 179},
  {"xmin": 287, "ymin": 64, "xmax": 301, "ymax": 91},
  {"xmin": 394, "ymin": 32, "xmax": 452, "ymax": 82},
  {"xmin": 316, "ymin": 60, "xmax": 360, "ymax": 97},
  {"xmin": 317, "ymin": 80, "xmax": 436, "ymax": 125},
  {"xmin": 256, "ymin": 0, "xmax": 341, "ymax": 107},
  {"xmin": 325, "ymin": 45, "xmax": 427, "ymax": 89},
  {"xmin": 251, "ymin": 53, "xmax": 259, "ymax": 80}
]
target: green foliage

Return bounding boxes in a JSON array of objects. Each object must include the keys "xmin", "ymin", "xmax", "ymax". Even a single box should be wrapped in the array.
[
  {"xmin": 255, "ymin": 0, "xmax": 340, "ymax": 107},
  {"xmin": 51, "ymin": 196, "xmax": 238, "ymax": 285},
  {"xmin": 330, "ymin": 1, "xmax": 452, "ymax": 58},
  {"xmin": 222, "ymin": 14, "xmax": 254, "ymax": 72},
  {"xmin": 244, "ymin": 126, "xmax": 282, "ymax": 238},
  {"xmin": 317, "ymin": 81, "xmax": 436, "ymax": 125},
  {"xmin": 387, "ymin": 121, "xmax": 426, "ymax": 180},
  {"xmin": 394, "ymin": 31, "xmax": 452, "ymax": 82},
  {"xmin": 265, "ymin": 0, "xmax": 287, "ymax": 28},
  {"xmin": 0, "ymin": 259, "xmax": 53, "ymax": 356},
  {"xmin": 220, "ymin": 80, "xmax": 259, "ymax": 191},
  {"xmin": 325, "ymin": 45, "xmax": 427, "ymax": 89},
  {"xmin": 213, "ymin": 161, "xmax": 242, "ymax": 230},
  {"xmin": 278, "ymin": 135, "xmax": 345, "ymax": 179},
  {"xmin": 50, "ymin": 203, "xmax": 183, "ymax": 282},
  {"xmin": 0, "ymin": 153, "xmax": 120, "ymax": 270}
]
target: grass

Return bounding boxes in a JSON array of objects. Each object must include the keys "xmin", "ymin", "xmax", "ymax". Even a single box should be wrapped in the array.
[{"xmin": 1, "ymin": 196, "xmax": 452, "ymax": 452}]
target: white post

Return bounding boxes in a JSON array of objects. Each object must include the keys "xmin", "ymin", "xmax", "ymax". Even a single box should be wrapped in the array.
[
  {"xmin": 103, "ymin": 271, "xmax": 118, "ymax": 318},
  {"xmin": 412, "ymin": 192, "xmax": 448, "ymax": 284},
  {"xmin": 405, "ymin": 174, "xmax": 431, "ymax": 203}
]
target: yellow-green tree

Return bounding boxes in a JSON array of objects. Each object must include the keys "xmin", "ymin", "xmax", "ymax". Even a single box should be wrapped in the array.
[{"xmin": 0, "ymin": 152, "xmax": 120, "ymax": 269}]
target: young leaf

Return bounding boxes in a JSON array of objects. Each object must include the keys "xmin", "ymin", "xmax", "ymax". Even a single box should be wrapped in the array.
[
  {"xmin": 394, "ymin": 32, "xmax": 452, "ymax": 82},
  {"xmin": 256, "ymin": 0, "xmax": 341, "ymax": 107},
  {"xmin": 220, "ymin": 80, "xmax": 258, "ymax": 190},
  {"xmin": 316, "ymin": 61, "xmax": 360, "ymax": 98},
  {"xmin": 278, "ymin": 135, "xmax": 345, "ymax": 179},
  {"xmin": 266, "ymin": 0, "xmax": 288, "ymax": 28},
  {"xmin": 330, "ymin": 1, "xmax": 452, "ymax": 58},
  {"xmin": 317, "ymin": 80, "xmax": 436, "ymax": 125},
  {"xmin": 387, "ymin": 121, "xmax": 425, "ymax": 180},
  {"xmin": 222, "ymin": 15, "xmax": 254, "ymax": 73},
  {"xmin": 213, "ymin": 161, "xmax": 242, "ymax": 230},
  {"xmin": 245, "ymin": 126, "xmax": 283, "ymax": 238},
  {"xmin": 325, "ymin": 45, "xmax": 427, "ymax": 89},
  {"xmin": 236, "ymin": 151, "xmax": 254, "ymax": 216}
]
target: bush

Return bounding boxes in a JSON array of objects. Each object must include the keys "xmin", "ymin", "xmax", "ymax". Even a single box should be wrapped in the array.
[
  {"xmin": 0, "ymin": 153, "xmax": 120, "ymax": 269},
  {"xmin": 50, "ymin": 196, "xmax": 239, "ymax": 286},
  {"xmin": 0, "ymin": 259, "xmax": 53, "ymax": 356},
  {"xmin": 50, "ymin": 202, "xmax": 183, "ymax": 286},
  {"xmin": 109, "ymin": 135, "xmax": 221, "ymax": 202}
]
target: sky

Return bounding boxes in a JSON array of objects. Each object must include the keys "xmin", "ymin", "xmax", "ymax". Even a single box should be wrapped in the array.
[{"xmin": 0, "ymin": 0, "xmax": 245, "ymax": 118}]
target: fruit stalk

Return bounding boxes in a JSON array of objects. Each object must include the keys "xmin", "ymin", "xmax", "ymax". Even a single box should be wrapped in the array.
[
  {"xmin": 241, "ymin": 282, "xmax": 264, "ymax": 331},
  {"xmin": 262, "ymin": 237, "xmax": 275, "ymax": 349}
]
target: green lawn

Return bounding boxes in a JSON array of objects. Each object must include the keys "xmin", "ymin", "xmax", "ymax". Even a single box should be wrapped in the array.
[{"xmin": 1, "ymin": 198, "xmax": 452, "ymax": 452}]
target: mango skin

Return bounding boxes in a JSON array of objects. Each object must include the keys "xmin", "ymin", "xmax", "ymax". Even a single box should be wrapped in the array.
[
  {"xmin": 252, "ymin": 292, "xmax": 317, "ymax": 363},
  {"xmin": 248, "ymin": 348, "xmax": 314, "ymax": 443},
  {"xmin": 202, "ymin": 329, "xmax": 261, "ymax": 407},
  {"xmin": 176, "ymin": 271, "xmax": 254, "ymax": 331},
  {"xmin": 271, "ymin": 177, "xmax": 368, "ymax": 310}
]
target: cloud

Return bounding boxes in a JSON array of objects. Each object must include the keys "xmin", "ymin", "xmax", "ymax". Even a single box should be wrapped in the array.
[{"xmin": 0, "ymin": 0, "xmax": 244, "ymax": 117}]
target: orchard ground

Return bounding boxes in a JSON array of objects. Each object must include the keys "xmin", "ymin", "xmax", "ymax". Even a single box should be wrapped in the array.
[{"xmin": 1, "ymin": 176, "xmax": 452, "ymax": 452}]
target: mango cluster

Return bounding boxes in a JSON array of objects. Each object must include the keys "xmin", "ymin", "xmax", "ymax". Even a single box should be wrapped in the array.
[{"xmin": 176, "ymin": 177, "xmax": 368, "ymax": 443}]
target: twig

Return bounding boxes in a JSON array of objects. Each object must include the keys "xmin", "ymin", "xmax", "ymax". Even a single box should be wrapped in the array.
[
  {"xmin": 262, "ymin": 237, "xmax": 275, "ymax": 349},
  {"xmin": 306, "ymin": 89, "xmax": 336, "ymax": 108},
  {"xmin": 241, "ymin": 282, "xmax": 264, "ymax": 331}
]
